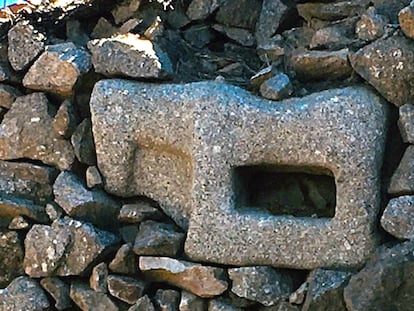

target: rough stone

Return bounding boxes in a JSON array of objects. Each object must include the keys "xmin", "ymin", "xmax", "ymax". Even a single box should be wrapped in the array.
[
  {"xmin": 111, "ymin": 0, "xmax": 140, "ymax": 25},
  {"xmin": 250, "ymin": 66, "xmax": 276, "ymax": 89},
  {"xmin": 259, "ymin": 72, "xmax": 293, "ymax": 101},
  {"xmin": 128, "ymin": 295, "xmax": 155, "ymax": 311},
  {"xmin": 372, "ymin": 0, "xmax": 411, "ymax": 23},
  {"xmin": 89, "ymin": 262, "xmax": 108, "ymax": 293},
  {"xmin": 309, "ymin": 23, "xmax": 354, "ymax": 50},
  {"xmin": 107, "ymin": 275, "xmax": 146, "ymax": 305},
  {"xmin": 212, "ymin": 24, "xmax": 255, "ymax": 47},
  {"xmin": 388, "ymin": 145, "xmax": 414, "ymax": 195},
  {"xmin": 154, "ymin": 289, "xmax": 180, "ymax": 311},
  {"xmin": 0, "ymin": 230, "xmax": 24, "ymax": 288},
  {"xmin": 350, "ymin": 35, "xmax": 414, "ymax": 107},
  {"xmin": 53, "ymin": 171, "xmax": 120, "ymax": 228},
  {"xmin": 45, "ymin": 202, "xmax": 64, "ymax": 221},
  {"xmin": 118, "ymin": 202, "xmax": 163, "ymax": 223},
  {"xmin": 70, "ymin": 282, "xmax": 118, "ymax": 311},
  {"xmin": 0, "ymin": 84, "xmax": 21, "ymax": 109},
  {"xmin": 23, "ymin": 42, "xmax": 92, "ymax": 97},
  {"xmin": 91, "ymin": 17, "xmax": 118, "ymax": 39},
  {"xmin": 86, "ymin": 166, "xmax": 103, "ymax": 189},
  {"xmin": 109, "ymin": 244, "xmax": 137, "ymax": 275},
  {"xmin": 8, "ymin": 216, "xmax": 30, "ymax": 230},
  {"xmin": 297, "ymin": 1, "xmax": 368, "ymax": 22},
  {"xmin": 398, "ymin": 104, "xmax": 414, "ymax": 143},
  {"xmin": 215, "ymin": 0, "xmax": 261, "ymax": 31},
  {"xmin": 208, "ymin": 299, "xmax": 243, "ymax": 311},
  {"xmin": 88, "ymin": 34, "xmax": 173, "ymax": 79},
  {"xmin": 179, "ymin": 291, "xmax": 206, "ymax": 311},
  {"xmin": 133, "ymin": 220, "xmax": 185, "ymax": 256},
  {"xmin": 0, "ymin": 196, "xmax": 48, "ymax": 223},
  {"xmin": 344, "ymin": 240, "xmax": 414, "ymax": 311},
  {"xmin": 289, "ymin": 49, "xmax": 352, "ymax": 81},
  {"xmin": 7, "ymin": 21, "xmax": 45, "ymax": 71},
  {"xmin": 91, "ymin": 80, "xmax": 388, "ymax": 268},
  {"xmin": 228, "ymin": 266, "xmax": 293, "ymax": 306},
  {"xmin": 71, "ymin": 119, "xmax": 97, "ymax": 166},
  {"xmin": 0, "ymin": 93, "xmax": 75, "ymax": 170},
  {"xmin": 400, "ymin": 4, "xmax": 414, "ymax": 39},
  {"xmin": 256, "ymin": 35, "xmax": 285, "ymax": 64},
  {"xmin": 187, "ymin": 0, "xmax": 220, "ymax": 21},
  {"xmin": 139, "ymin": 256, "xmax": 228, "ymax": 297},
  {"xmin": 40, "ymin": 277, "xmax": 72, "ymax": 310},
  {"xmin": 381, "ymin": 195, "xmax": 414, "ymax": 239},
  {"xmin": 356, "ymin": 7, "xmax": 388, "ymax": 41},
  {"xmin": 0, "ymin": 276, "xmax": 50, "ymax": 311},
  {"xmin": 52, "ymin": 100, "xmax": 77, "ymax": 139}
]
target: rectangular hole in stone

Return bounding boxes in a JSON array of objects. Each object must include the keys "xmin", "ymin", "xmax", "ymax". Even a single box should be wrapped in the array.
[{"xmin": 233, "ymin": 165, "xmax": 336, "ymax": 218}]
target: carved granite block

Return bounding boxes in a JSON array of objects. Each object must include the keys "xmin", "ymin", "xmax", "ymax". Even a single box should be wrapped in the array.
[{"xmin": 90, "ymin": 79, "xmax": 388, "ymax": 269}]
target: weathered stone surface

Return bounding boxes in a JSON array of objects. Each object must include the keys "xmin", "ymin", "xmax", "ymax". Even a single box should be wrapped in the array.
[
  {"xmin": 154, "ymin": 289, "xmax": 180, "ymax": 311},
  {"xmin": 381, "ymin": 195, "xmax": 414, "ymax": 239},
  {"xmin": 109, "ymin": 243, "xmax": 137, "ymax": 274},
  {"xmin": 133, "ymin": 220, "xmax": 184, "ymax": 256},
  {"xmin": 0, "ymin": 93, "xmax": 75, "ymax": 170},
  {"xmin": 289, "ymin": 49, "xmax": 352, "ymax": 81},
  {"xmin": 215, "ymin": 0, "xmax": 261, "ymax": 31},
  {"xmin": 0, "ymin": 196, "xmax": 48, "ymax": 223},
  {"xmin": 40, "ymin": 277, "xmax": 72, "ymax": 310},
  {"xmin": 208, "ymin": 299, "xmax": 242, "ymax": 311},
  {"xmin": 119, "ymin": 202, "xmax": 163, "ymax": 224},
  {"xmin": 356, "ymin": 7, "xmax": 388, "ymax": 41},
  {"xmin": 53, "ymin": 171, "xmax": 120, "ymax": 228},
  {"xmin": 212, "ymin": 24, "xmax": 255, "ymax": 47},
  {"xmin": 88, "ymin": 34, "xmax": 173, "ymax": 79},
  {"xmin": 400, "ymin": 4, "xmax": 414, "ymax": 39},
  {"xmin": 107, "ymin": 275, "xmax": 145, "ymax": 304},
  {"xmin": 259, "ymin": 73, "xmax": 292, "ymax": 101},
  {"xmin": 255, "ymin": 0, "xmax": 290, "ymax": 44},
  {"xmin": 91, "ymin": 80, "xmax": 388, "ymax": 268},
  {"xmin": 139, "ymin": 256, "xmax": 228, "ymax": 297},
  {"xmin": 350, "ymin": 35, "xmax": 414, "ymax": 107},
  {"xmin": 228, "ymin": 266, "xmax": 293, "ymax": 306},
  {"xmin": 344, "ymin": 240, "xmax": 414, "ymax": 311},
  {"xmin": 8, "ymin": 216, "xmax": 30, "ymax": 230},
  {"xmin": 399, "ymin": 104, "xmax": 414, "ymax": 143},
  {"xmin": 91, "ymin": 17, "xmax": 118, "ymax": 39},
  {"xmin": 71, "ymin": 119, "xmax": 97, "ymax": 166},
  {"xmin": 7, "ymin": 21, "xmax": 45, "ymax": 71},
  {"xmin": 388, "ymin": 145, "xmax": 414, "ymax": 195},
  {"xmin": 297, "ymin": 1, "xmax": 368, "ymax": 22},
  {"xmin": 128, "ymin": 295, "xmax": 155, "ymax": 311},
  {"xmin": 23, "ymin": 42, "xmax": 92, "ymax": 97},
  {"xmin": 187, "ymin": 0, "xmax": 220, "ymax": 21},
  {"xmin": 309, "ymin": 23, "xmax": 354, "ymax": 50},
  {"xmin": 111, "ymin": 0, "xmax": 140, "ymax": 24},
  {"xmin": 0, "ymin": 230, "xmax": 24, "ymax": 288},
  {"xmin": 0, "ymin": 276, "xmax": 50, "ymax": 311},
  {"xmin": 45, "ymin": 202, "xmax": 64, "ymax": 221},
  {"xmin": 70, "ymin": 282, "xmax": 118, "ymax": 311},
  {"xmin": 179, "ymin": 291, "xmax": 206, "ymax": 311},
  {"xmin": 86, "ymin": 166, "xmax": 103, "ymax": 188},
  {"xmin": 90, "ymin": 262, "xmax": 108, "ymax": 293},
  {"xmin": 0, "ymin": 84, "xmax": 21, "ymax": 109},
  {"xmin": 52, "ymin": 100, "xmax": 77, "ymax": 139}
]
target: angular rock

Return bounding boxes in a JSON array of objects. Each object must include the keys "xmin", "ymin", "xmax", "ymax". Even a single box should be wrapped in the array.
[
  {"xmin": 40, "ymin": 277, "xmax": 72, "ymax": 310},
  {"xmin": 0, "ymin": 277, "xmax": 50, "ymax": 310},
  {"xmin": 53, "ymin": 171, "xmax": 120, "ymax": 228},
  {"xmin": 179, "ymin": 291, "xmax": 206, "ymax": 311},
  {"xmin": 154, "ymin": 289, "xmax": 180, "ymax": 311},
  {"xmin": 297, "ymin": 1, "xmax": 367, "ymax": 22},
  {"xmin": 23, "ymin": 42, "xmax": 91, "ymax": 97},
  {"xmin": 45, "ymin": 202, "xmax": 64, "ymax": 221},
  {"xmin": 0, "ymin": 93, "xmax": 75, "ymax": 170},
  {"xmin": 71, "ymin": 119, "xmax": 96, "ymax": 166},
  {"xmin": 7, "ymin": 21, "xmax": 45, "ymax": 71},
  {"xmin": 187, "ymin": 0, "xmax": 220, "ymax": 21},
  {"xmin": 91, "ymin": 80, "xmax": 388, "ymax": 268},
  {"xmin": 90, "ymin": 262, "xmax": 108, "ymax": 293},
  {"xmin": 70, "ymin": 282, "xmax": 118, "ymax": 311},
  {"xmin": 139, "ymin": 257, "xmax": 228, "ymax": 297},
  {"xmin": 356, "ymin": 7, "xmax": 388, "ymax": 41},
  {"xmin": 52, "ymin": 100, "xmax": 77, "ymax": 139},
  {"xmin": 119, "ymin": 202, "xmax": 163, "ymax": 224},
  {"xmin": 0, "ymin": 84, "xmax": 22, "ymax": 109},
  {"xmin": 350, "ymin": 35, "xmax": 414, "ymax": 107},
  {"xmin": 400, "ymin": 4, "xmax": 414, "ymax": 39},
  {"xmin": 388, "ymin": 145, "xmax": 414, "ymax": 195},
  {"xmin": 0, "ymin": 230, "xmax": 24, "ymax": 288},
  {"xmin": 381, "ymin": 195, "xmax": 414, "ymax": 239},
  {"xmin": 128, "ymin": 295, "xmax": 155, "ymax": 311},
  {"xmin": 228, "ymin": 266, "xmax": 293, "ymax": 307},
  {"xmin": 309, "ymin": 23, "xmax": 354, "ymax": 50},
  {"xmin": 88, "ymin": 34, "xmax": 173, "ymax": 79},
  {"xmin": 133, "ymin": 221, "xmax": 185, "ymax": 256},
  {"xmin": 208, "ymin": 299, "xmax": 242, "ymax": 311},
  {"xmin": 109, "ymin": 244, "xmax": 137, "ymax": 275},
  {"xmin": 259, "ymin": 72, "xmax": 292, "ymax": 101},
  {"xmin": 250, "ymin": 66, "xmax": 276, "ymax": 89},
  {"xmin": 289, "ymin": 282, "xmax": 308, "ymax": 305},
  {"xmin": 215, "ymin": 0, "xmax": 261, "ymax": 31},
  {"xmin": 107, "ymin": 275, "xmax": 146, "ymax": 304},
  {"xmin": 111, "ymin": 0, "xmax": 141, "ymax": 25},
  {"xmin": 0, "ymin": 196, "xmax": 48, "ymax": 223},
  {"xmin": 212, "ymin": 24, "xmax": 255, "ymax": 47},
  {"xmin": 398, "ymin": 104, "xmax": 414, "ymax": 143},
  {"xmin": 86, "ymin": 166, "xmax": 103, "ymax": 188},
  {"xmin": 8, "ymin": 216, "xmax": 30, "ymax": 230},
  {"xmin": 91, "ymin": 17, "xmax": 118, "ymax": 39}
]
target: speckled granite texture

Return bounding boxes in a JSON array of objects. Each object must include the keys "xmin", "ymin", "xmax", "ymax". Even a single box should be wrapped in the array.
[{"xmin": 90, "ymin": 79, "xmax": 388, "ymax": 269}]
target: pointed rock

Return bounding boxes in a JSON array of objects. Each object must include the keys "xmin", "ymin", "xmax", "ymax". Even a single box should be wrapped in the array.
[
  {"xmin": 381, "ymin": 195, "xmax": 414, "ymax": 239},
  {"xmin": 52, "ymin": 100, "xmax": 77, "ymax": 139},
  {"xmin": 179, "ymin": 291, "xmax": 206, "ymax": 311},
  {"xmin": 109, "ymin": 244, "xmax": 137, "ymax": 275},
  {"xmin": 388, "ymin": 145, "xmax": 414, "ymax": 195},
  {"xmin": 90, "ymin": 262, "xmax": 108, "ymax": 293},
  {"xmin": 71, "ymin": 119, "xmax": 96, "ymax": 166}
]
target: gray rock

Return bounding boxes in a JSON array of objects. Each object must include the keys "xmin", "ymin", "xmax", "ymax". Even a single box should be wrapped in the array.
[
  {"xmin": 91, "ymin": 80, "xmax": 388, "ymax": 269},
  {"xmin": 23, "ymin": 42, "xmax": 92, "ymax": 97},
  {"xmin": 86, "ymin": 166, "xmax": 103, "ymax": 188},
  {"xmin": 388, "ymin": 145, "xmax": 414, "ymax": 195},
  {"xmin": 128, "ymin": 295, "xmax": 155, "ymax": 311},
  {"xmin": 309, "ymin": 22, "xmax": 355, "ymax": 50},
  {"xmin": 154, "ymin": 289, "xmax": 180, "ymax": 311},
  {"xmin": 259, "ymin": 73, "xmax": 293, "ymax": 101},
  {"xmin": 0, "ymin": 84, "xmax": 21, "ymax": 109},
  {"xmin": 66, "ymin": 20, "xmax": 90, "ymax": 47},
  {"xmin": 0, "ymin": 276, "xmax": 50, "ymax": 311},
  {"xmin": 88, "ymin": 34, "xmax": 173, "ymax": 79},
  {"xmin": 8, "ymin": 216, "xmax": 30, "ymax": 230},
  {"xmin": 0, "ymin": 196, "xmax": 48, "ymax": 223},
  {"xmin": 0, "ymin": 93, "xmax": 75, "ymax": 170},
  {"xmin": 215, "ymin": 0, "xmax": 261, "ymax": 31},
  {"xmin": 139, "ymin": 256, "xmax": 228, "ymax": 297},
  {"xmin": 212, "ymin": 24, "xmax": 255, "ymax": 47},
  {"xmin": 179, "ymin": 291, "xmax": 206, "ymax": 311},
  {"xmin": 118, "ymin": 202, "xmax": 163, "ymax": 224},
  {"xmin": 111, "ymin": 0, "xmax": 141, "ymax": 25},
  {"xmin": 256, "ymin": 35, "xmax": 286, "ymax": 64},
  {"xmin": 71, "ymin": 119, "xmax": 96, "ymax": 166},
  {"xmin": 109, "ymin": 244, "xmax": 137, "ymax": 275},
  {"xmin": 297, "ymin": 1, "xmax": 367, "ymax": 22},
  {"xmin": 228, "ymin": 266, "xmax": 293, "ymax": 306},
  {"xmin": 119, "ymin": 225, "xmax": 139, "ymax": 245},
  {"xmin": 53, "ymin": 171, "xmax": 120, "ymax": 229},
  {"xmin": 133, "ymin": 221, "xmax": 185, "ymax": 256},
  {"xmin": 107, "ymin": 275, "xmax": 146, "ymax": 304},
  {"xmin": 70, "ymin": 282, "xmax": 118, "ymax": 311},
  {"xmin": 40, "ymin": 277, "xmax": 72, "ymax": 310},
  {"xmin": 208, "ymin": 299, "xmax": 243, "ymax": 311},
  {"xmin": 89, "ymin": 262, "xmax": 108, "ymax": 293},
  {"xmin": 381, "ymin": 195, "xmax": 414, "ymax": 239},
  {"xmin": 350, "ymin": 35, "xmax": 414, "ymax": 107},
  {"xmin": 356, "ymin": 7, "xmax": 388, "ymax": 41},
  {"xmin": 52, "ymin": 100, "xmax": 77, "ymax": 139},
  {"xmin": 398, "ymin": 104, "xmax": 414, "ymax": 143},
  {"xmin": 0, "ymin": 230, "xmax": 24, "ymax": 288},
  {"xmin": 7, "ymin": 21, "xmax": 45, "ymax": 71},
  {"xmin": 45, "ymin": 202, "xmax": 64, "ymax": 221},
  {"xmin": 187, "ymin": 0, "xmax": 220, "ymax": 21},
  {"xmin": 372, "ymin": 0, "xmax": 412, "ymax": 23},
  {"xmin": 91, "ymin": 17, "xmax": 118, "ymax": 39}
]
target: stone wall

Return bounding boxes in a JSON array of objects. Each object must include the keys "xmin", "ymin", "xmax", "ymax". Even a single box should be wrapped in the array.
[{"xmin": 0, "ymin": 0, "xmax": 413, "ymax": 310}]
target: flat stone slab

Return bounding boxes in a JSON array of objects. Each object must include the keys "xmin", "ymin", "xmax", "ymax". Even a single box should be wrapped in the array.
[{"xmin": 90, "ymin": 80, "xmax": 388, "ymax": 269}]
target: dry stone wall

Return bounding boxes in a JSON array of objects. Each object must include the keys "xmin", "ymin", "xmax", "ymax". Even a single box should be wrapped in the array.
[{"xmin": 0, "ymin": 0, "xmax": 413, "ymax": 310}]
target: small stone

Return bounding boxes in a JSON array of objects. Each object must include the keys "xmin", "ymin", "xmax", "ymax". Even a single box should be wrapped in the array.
[
  {"xmin": 309, "ymin": 24, "xmax": 353, "ymax": 50},
  {"xmin": 52, "ymin": 100, "xmax": 77, "ymax": 139},
  {"xmin": 0, "ymin": 196, "xmax": 48, "ymax": 223},
  {"xmin": 7, "ymin": 21, "xmax": 45, "ymax": 71},
  {"xmin": 0, "ymin": 230, "xmax": 24, "ymax": 288},
  {"xmin": 107, "ymin": 274, "xmax": 146, "ymax": 304},
  {"xmin": 120, "ymin": 18, "xmax": 141, "ymax": 35},
  {"xmin": 0, "ymin": 276, "xmax": 50, "ymax": 310},
  {"xmin": 154, "ymin": 289, "xmax": 180, "ymax": 311},
  {"xmin": 250, "ymin": 66, "xmax": 276, "ymax": 89},
  {"xmin": 109, "ymin": 244, "xmax": 137, "ymax": 275},
  {"xmin": 139, "ymin": 257, "xmax": 228, "ymax": 298},
  {"xmin": 289, "ymin": 282, "xmax": 308, "ymax": 305},
  {"xmin": 398, "ymin": 104, "xmax": 414, "ymax": 143},
  {"xmin": 111, "ymin": 0, "xmax": 141, "ymax": 25},
  {"xmin": 86, "ymin": 166, "xmax": 103, "ymax": 189},
  {"xmin": 119, "ymin": 202, "xmax": 163, "ymax": 224},
  {"xmin": 0, "ymin": 84, "xmax": 22, "ymax": 109},
  {"xmin": 259, "ymin": 72, "xmax": 293, "ymax": 101},
  {"xmin": 8, "ymin": 216, "xmax": 30, "ymax": 230},
  {"xmin": 53, "ymin": 171, "xmax": 120, "ymax": 229},
  {"xmin": 186, "ymin": 0, "xmax": 220, "ymax": 20},
  {"xmin": 356, "ymin": 7, "xmax": 388, "ymax": 41},
  {"xmin": 71, "ymin": 119, "xmax": 96, "ymax": 166},
  {"xmin": 179, "ymin": 291, "xmax": 206, "ymax": 311},
  {"xmin": 208, "ymin": 299, "xmax": 243, "ymax": 311},
  {"xmin": 23, "ymin": 42, "xmax": 92, "ymax": 97},
  {"xmin": 297, "ymin": 2, "xmax": 367, "ymax": 22},
  {"xmin": 388, "ymin": 145, "xmax": 414, "ymax": 195},
  {"xmin": 40, "ymin": 277, "xmax": 72, "ymax": 310},
  {"xmin": 381, "ymin": 195, "xmax": 414, "ymax": 239},
  {"xmin": 0, "ymin": 93, "xmax": 75, "ymax": 170},
  {"xmin": 70, "ymin": 282, "xmax": 118, "ymax": 311},
  {"xmin": 212, "ymin": 24, "xmax": 255, "ymax": 47},
  {"xmin": 66, "ymin": 20, "xmax": 90, "ymax": 47},
  {"xmin": 91, "ymin": 17, "xmax": 118, "ymax": 39},
  {"xmin": 90, "ymin": 262, "xmax": 108, "ymax": 293},
  {"xmin": 128, "ymin": 295, "xmax": 155, "ymax": 311},
  {"xmin": 215, "ymin": 0, "xmax": 261, "ymax": 31},
  {"xmin": 183, "ymin": 25, "xmax": 215, "ymax": 48},
  {"xmin": 399, "ymin": 3, "xmax": 414, "ymax": 39},
  {"xmin": 133, "ymin": 221, "xmax": 185, "ymax": 256},
  {"xmin": 45, "ymin": 202, "xmax": 64, "ymax": 221},
  {"xmin": 88, "ymin": 34, "xmax": 173, "ymax": 79},
  {"xmin": 228, "ymin": 266, "xmax": 293, "ymax": 307},
  {"xmin": 256, "ymin": 35, "xmax": 285, "ymax": 63}
]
